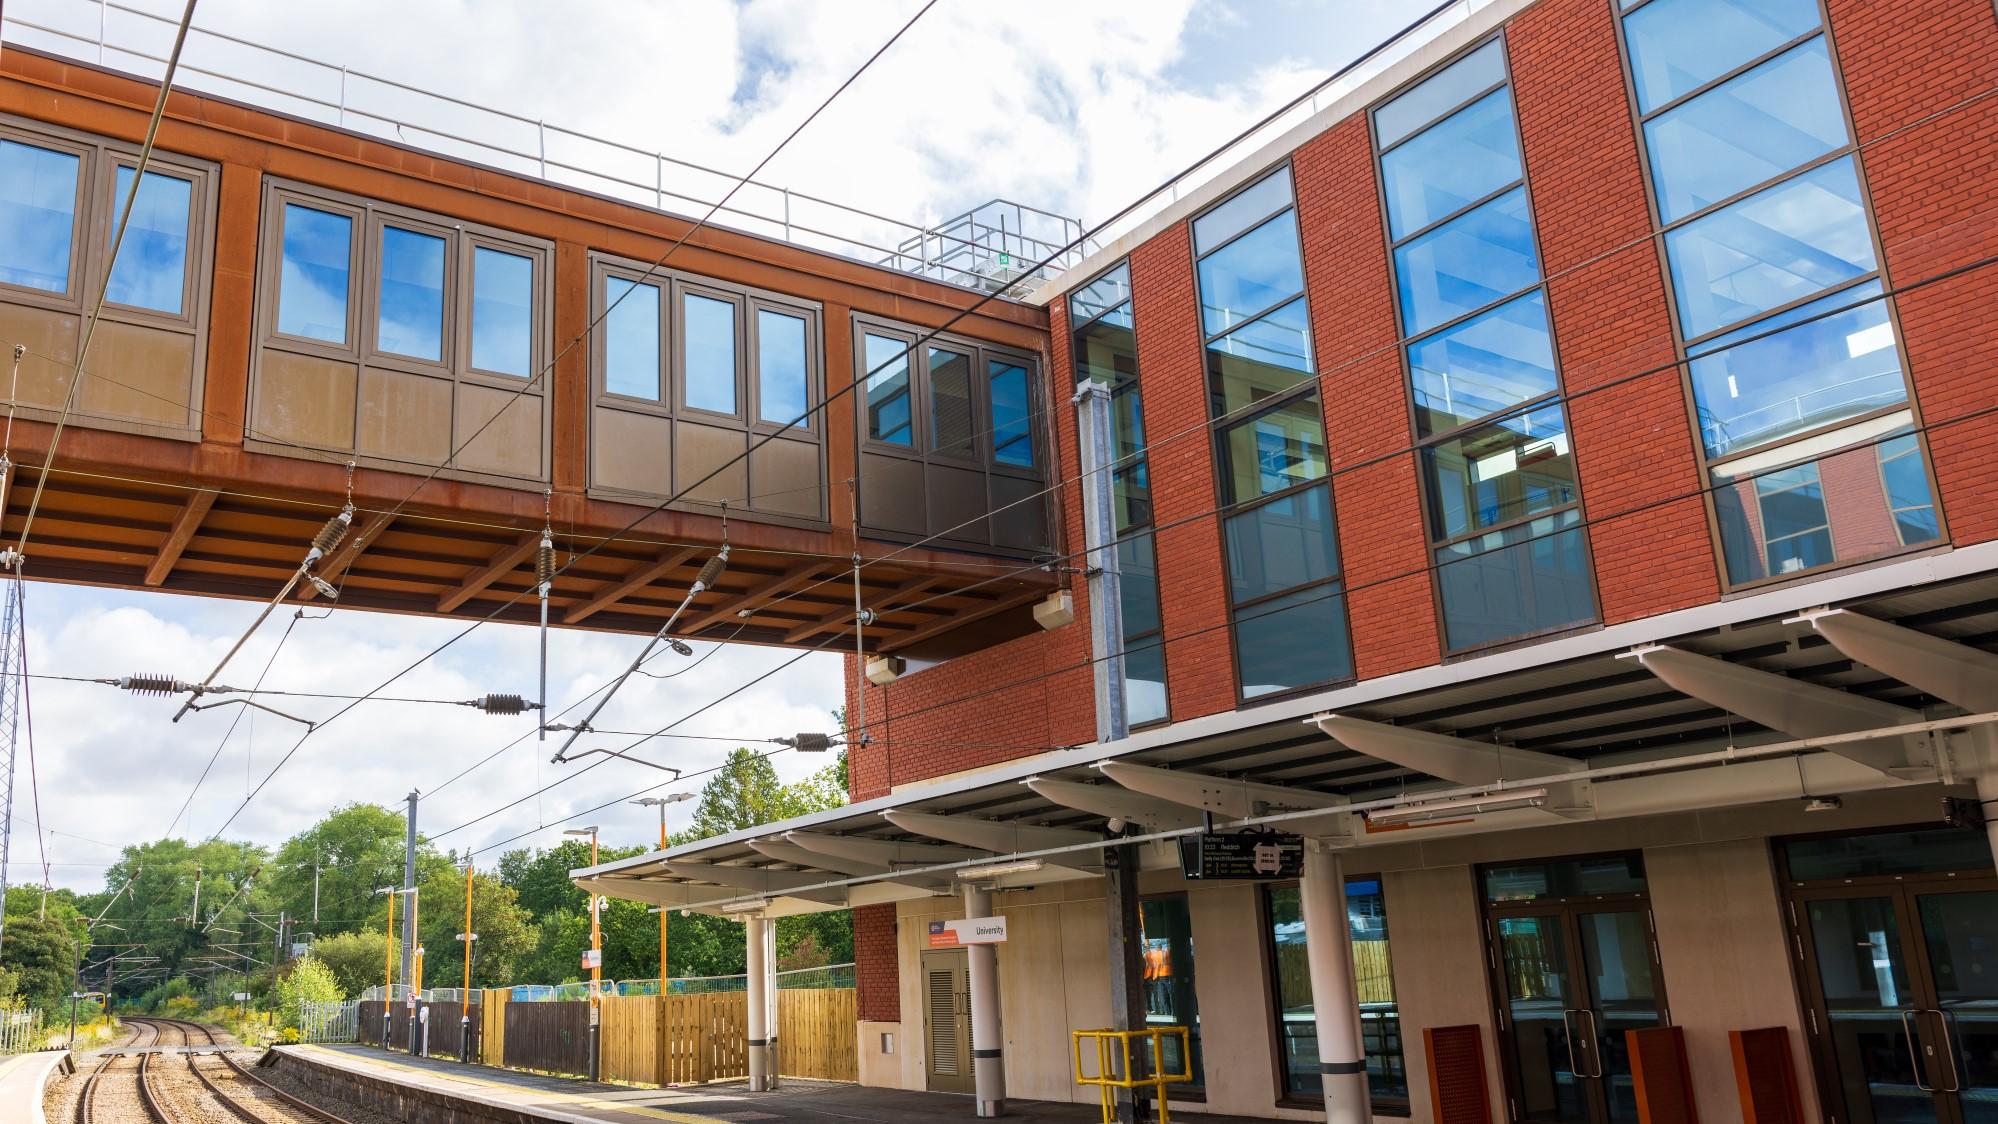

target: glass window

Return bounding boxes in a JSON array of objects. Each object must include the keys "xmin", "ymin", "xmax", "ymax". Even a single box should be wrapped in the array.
[
  {"xmin": 1206, "ymin": 298, "xmax": 1315, "ymax": 416},
  {"xmin": 1224, "ymin": 484, "xmax": 1339, "ymax": 604},
  {"xmin": 106, "ymin": 166, "xmax": 192, "ymax": 314},
  {"xmin": 277, "ymin": 203, "xmax": 352, "ymax": 344},
  {"xmin": 928, "ymin": 347, "xmax": 975, "ymax": 459},
  {"xmin": 989, "ymin": 359, "xmax": 1034, "ymax": 467},
  {"xmin": 1125, "ymin": 635, "xmax": 1168, "ymax": 727},
  {"xmin": 683, "ymin": 292, "xmax": 737, "ymax": 414},
  {"xmin": 1664, "ymin": 155, "xmax": 1875, "ymax": 339},
  {"xmin": 0, "ymin": 139, "xmax": 79, "ymax": 294},
  {"xmin": 1423, "ymin": 404, "xmax": 1576, "ymax": 540},
  {"xmin": 1394, "ymin": 187, "xmax": 1539, "ymax": 335},
  {"xmin": 1237, "ymin": 585, "xmax": 1351, "ymax": 696},
  {"xmin": 603, "ymin": 277, "xmax": 661, "ymax": 399},
  {"xmin": 1687, "ymin": 281, "xmax": 1905, "ymax": 458},
  {"xmin": 1220, "ymin": 396, "xmax": 1327, "ymax": 503},
  {"xmin": 1192, "ymin": 168, "xmax": 1294, "ymax": 255},
  {"xmin": 376, "ymin": 225, "xmax": 446, "ymax": 361},
  {"xmin": 1483, "ymin": 855, "xmax": 1648, "ymax": 903},
  {"xmin": 1381, "ymin": 88, "xmax": 1522, "ymax": 239},
  {"xmin": 1407, "ymin": 290, "xmax": 1558, "ymax": 436},
  {"xmin": 470, "ymin": 247, "xmax": 533, "ymax": 377},
  {"xmin": 1436, "ymin": 510, "xmax": 1595, "ymax": 649},
  {"xmin": 1782, "ymin": 827, "xmax": 1993, "ymax": 881},
  {"xmin": 1758, "ymin": 463, "xmax": 1833, "ymax": 576},
  {"xmin": 1120, "ymin": 532, "xmax": 1163, "ymax": 646},
  {"xmin": 1878, "ymin": 436, "xmax": 1938, "ymax": 545},
  {"xmin": 1197, "ymin": 210, "xmax": 1305, "ymax": 337},
  {"xmin": 1139, "ymin": 896, "xmax": 1202, "ymax": 1086},
  {"xmin": 756, "ymin": 309, "xmax": 808, "ymax": 426},
  {"xmin": 1266, "ymin": 880, "xmax": 1406, "ymax": 1102},
  {"xmin": 1375, "ymin": 37, "xmax": 1509, "ymax": 149},
  {"xmin": 1075, "ymin": 307, "xmax": 1137, "ymax": 387},
  {"xmin": 1623, "ymin": 0, "xmax": 1823, "ymax": 113},
  {"xmin": 863, "ymin": 333, "xmax": 913, "ymax": 446},
  {"xmin": 1643, "ymin": 39, "xmax": 1846, "ymax": 223},
  {"xmin": 1069, "ymin": 262, "xmax": 1132, "ymax": 323}
]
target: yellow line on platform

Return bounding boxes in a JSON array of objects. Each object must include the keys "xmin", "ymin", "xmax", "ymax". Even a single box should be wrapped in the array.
[{"xmin": 292, "ymin": 1046, "xmax": 718, "ymax": 1124}]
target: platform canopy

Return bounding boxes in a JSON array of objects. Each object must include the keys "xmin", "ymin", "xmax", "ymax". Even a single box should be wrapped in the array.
[{"xmin": 575, "ymin": 547, "xmax": 1998, "ymax": 917}]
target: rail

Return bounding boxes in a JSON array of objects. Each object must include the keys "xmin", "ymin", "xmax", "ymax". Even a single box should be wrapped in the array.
[{"xmin": 0, "ymin": 0, "xmax": 1088, "ymax": 293}]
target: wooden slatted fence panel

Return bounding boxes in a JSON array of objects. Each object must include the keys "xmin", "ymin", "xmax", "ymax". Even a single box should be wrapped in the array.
[
  {"xmin": 504, "ymin": 1000, "xmax": 591, "ymax": 1076},
  {"xmin": 660, "ymin": 992, "xmax": 747, "ymax": 1084},
  {"xmin": 480, "ymin": 989, "xmax": 507, "ymax": 1064},
  {"xmin": 600, "ymin": 995, "xmax": 659, "ymax": 1085},
  {"xmin": 778, "ymin": 988, "xmax": 857, "ymax": 1082}
]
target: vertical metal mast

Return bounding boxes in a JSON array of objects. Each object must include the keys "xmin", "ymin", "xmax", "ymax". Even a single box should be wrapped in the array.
[{"xmin": 0, "ymin": 571, "xmax": 23, "ymax": 957}]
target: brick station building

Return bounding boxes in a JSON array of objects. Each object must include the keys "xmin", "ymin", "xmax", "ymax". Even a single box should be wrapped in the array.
[{"xmin": 586, "ymin": 0, "xmax": 1998, "ymax": 1120}]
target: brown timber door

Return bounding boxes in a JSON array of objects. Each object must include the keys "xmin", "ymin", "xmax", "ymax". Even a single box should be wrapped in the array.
[{"xmin": 922, "ymin": 949, "xmax": 973, "ymax": 1094}]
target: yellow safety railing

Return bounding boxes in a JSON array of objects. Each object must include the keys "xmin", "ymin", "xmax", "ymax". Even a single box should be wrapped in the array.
[{"xmin": 1072, "ymin": 1026, "xmax": 1193, "ymax": 1124}]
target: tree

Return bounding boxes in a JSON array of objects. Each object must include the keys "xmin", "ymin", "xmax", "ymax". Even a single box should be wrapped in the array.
[
  {"xmin": 414, "ymin": 868, "xmax": 534, "ymax": 990},
  {"xmin": 310, "ymin": 931, "xmax": 395, "ymax": 998},
  {"xmin": 269, "ymin": 956, "xmax": 343, "ymax": 1030},
  {"xmin": 86, "ymin": 837, "xmax": 270, "ymax": 1001},
  {"xmin": 265, "ymin": 803, "xmax": 450, "ymax": 940},
  {"xmin": 0, "ymin": 914, "xmax": 80, "ymax": 1011}
]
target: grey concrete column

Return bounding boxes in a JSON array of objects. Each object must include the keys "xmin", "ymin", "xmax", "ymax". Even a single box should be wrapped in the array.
[
  {"xmin": 1300, "ymin": 845, "xmax": 1369, "ymax": 1124},
  {"xmin": 964, "ymin": 886, "xmax": 1006, "ymax": 1117},
  {"xmin": 746, "ymin": 914, "xmax": 771, "ymax": 1091}
]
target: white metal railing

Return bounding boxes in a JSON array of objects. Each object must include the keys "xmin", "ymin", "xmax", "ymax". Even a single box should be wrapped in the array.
[
  {"xmin": 354, "ymin": 963, "xmax": 858, "ymax": 1005},
  {"xmin": 0, "ymin": 0, "xmax": 1089, "ymax": 292},
  {"xmin": 0, "ymin": 1008, "xmax": 42, "ymax": 1054},
  {"xmin": 299, "ymin": 999, "xmax": 357, "ymax": 1044}
]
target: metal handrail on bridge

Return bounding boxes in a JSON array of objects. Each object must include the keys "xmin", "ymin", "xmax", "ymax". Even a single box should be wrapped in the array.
[{"xmin": 0, "ymin": 0, "xmax": 1090, "ymax": 292}]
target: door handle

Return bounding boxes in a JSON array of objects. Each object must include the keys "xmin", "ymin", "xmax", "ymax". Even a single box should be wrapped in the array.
[
  {"xmin": 1560, "ymin": 1009, "xmax": 1584, "ymax": 1079},
  {"xmin": 1579, "ymin": 1009, "xmax": 1606, "ymax": 1078},
  {"xmin": 1931, "ymin": 1009, "xmax": 1963, "ymax": 1094},
  {"xmin": 1901, "ymin": 1010, "xmax": 1936, "ymax": 1093}
]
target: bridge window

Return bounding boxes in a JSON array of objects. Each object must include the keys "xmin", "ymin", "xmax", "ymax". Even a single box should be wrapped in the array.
[
  {"xmin": 589, "ymin": 253, "xmax": 825, "ymax": 522},
  {"xmin": 1614, "ymin": 0, "xmax": 1943, "ymax": 587},
  {"xmin": 852, "ymin": 314, "xmax": 1048, "ymax": 554},
  {"xmin": 1374, "ymin": 33, "xmax": 1598, "ymax": 651},
  {"xmin": 252, "ymin": 179, "xmax": 552, "ymax": 482},
  {"xmin": 0, "ymin": 117, "xmax": 217, "ymax": 437},
  {"xmin": 1192, "ymin": 164, "xmax": 1353, "ymax": 698}
]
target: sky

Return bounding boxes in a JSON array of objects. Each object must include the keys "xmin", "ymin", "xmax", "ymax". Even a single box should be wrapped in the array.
[{"xmin": 1, "ymin": 0, "xmax": 1424, "ymax": 889}]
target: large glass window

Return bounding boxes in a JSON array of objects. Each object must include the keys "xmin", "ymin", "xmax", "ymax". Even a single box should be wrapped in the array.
[
  {"xmin": 1377, "ymin": 34, "xmax": 1595, "ymax": 650},
  {"xmin": 1140, "ymin": 895, "xmax": 1201, "ymax": 1087},
  {"xmin": 377, "ymin": 225, "xmax": 446, "ymax": 361},
  {"xmin": 1070, "ymin": 261, "xmax": 1166, "ymax": 726},
  {"xmin": 277, "ymin": 203, "xmax": 353, "ymax": 344},
  {"xmin": 682, "ymin": 291, "xmax": 738, "ymax": 415},
  {"xmin": 989, "ymin": 359, "xmax": 1034, "ymax": 468},
  {"xmin": 1267, "ymin": 879, "xmax": 1407, "ymax": 1107},
  {"xmin": 1618, "ymin": 0, "xmax": 1943, "ymax": 586},
  {"xmin": 0, "ymin": 139, "xmax": 80, "ymax": 295},
  {"xmin": 756, "ymin": 309, "xmax": 809, "ymax": 426},
  {"xmin": 864, "ymin": 332, "xmax": 915, "ymax": 447},
  {"xmin": 604, "ymin": 278, "xmax": 662, "ymax": 400},
  {"xmin": 106, "ymin": 166, "xmax": 192, "ymax": 314},
  {"xmin": 1193, "ymin": 169, "xmax": 1352, "ymax": 697},
  {"xmin": 471, "ymin": 247, "xmax": 534, "ymax": 377}
]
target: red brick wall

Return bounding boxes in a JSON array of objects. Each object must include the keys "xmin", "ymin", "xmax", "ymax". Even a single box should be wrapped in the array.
[
  {"xmin": 1828, "ymin": 0, "xmax": 1998, "ymax": 544},
  {"xmin": 1293, "ymin": 117, "xmax": 1439, "ymax": 677},
  {"xmin": 1509, "ymin": 0, "xmax": 1719, "ymax": 622},
  {"xmin": 853, "ymin": 903, "xmax": 899, "ymax": 1022}
]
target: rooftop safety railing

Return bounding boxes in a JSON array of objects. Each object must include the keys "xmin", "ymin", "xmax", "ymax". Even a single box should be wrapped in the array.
[{"xmin": 0, "ymin": 1, "xmax": 1089, "ymax": 294}]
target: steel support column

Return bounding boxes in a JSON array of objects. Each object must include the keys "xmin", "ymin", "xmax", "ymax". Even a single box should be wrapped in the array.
[
  {"xmin": 1103, "ymin": 842, "xmax": 1149, "ymax": 1123},
  {"xmin": 964, "ymin": 885, "xmax": 1006, "ymax": 1116},
  {"xmin": 746, "ymin": 914, "xmax": 772, "ymax": 1091},
  {"xmin": 1300, "ymin": 845, "xmax": 1369, "ymax": 1124}
]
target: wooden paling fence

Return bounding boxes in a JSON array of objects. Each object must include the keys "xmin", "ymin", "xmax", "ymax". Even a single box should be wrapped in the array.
[
  {"xmin": 480, "ymin": 989, "xmax": 508, "ymax": 1064},
  {"xmin": 504, "ymin": 1000, "xmax": 592, "ymax": 1077},
  {"xmin": 778, "ymin": 988, "xmax": 857, "ymax": 1082},
  {"xmin": 596, "ymin": 990, "xmax": 856, "ymax": 1085},
  {"xmin": 423, "ymin": 1001, "xmax": 478, "ymax": 1058}
]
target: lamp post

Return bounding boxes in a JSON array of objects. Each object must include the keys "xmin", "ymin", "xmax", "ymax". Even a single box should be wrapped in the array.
[
  {"xmin": 458, "ymin": 858, "xmax": 478, "ymax": 1062},
  {"xmin": 376, "ymin": 886, "xmax": 415, "ymax": 1050},
  {"xmin": 630, "ymin": 795, "xmax": 692, "ymax": 994},
  {"xmin": 564, "ymin": 826, "xmax": 601, "ymax": 1080}
]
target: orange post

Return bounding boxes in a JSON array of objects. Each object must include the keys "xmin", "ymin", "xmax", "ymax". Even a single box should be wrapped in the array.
[{"xmin": 462, "ymin": 862, "xmax": 475, "ymax": 995}]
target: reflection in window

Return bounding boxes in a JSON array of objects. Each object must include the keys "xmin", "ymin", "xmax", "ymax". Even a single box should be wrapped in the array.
[
  {"xmin": 1407, "ymin": 291, "xmax": 1557, "ymax": 436},
  {"xmin": 683, "ymin": 292, "xmax": 737, "ymax": 414},
  {"xmin": 756, "ymin": 309, "xmax": 808, "ymax": 426},
  {"xmin": 1205, "ymin": 298, "xmax": 1314, "ymax": 415},
  {"xmin": 0, "ymin": 139, "xmax": 79, "ymax": 294},
  {"xmin": 471, "ymin": 247, "xmax": 533, "ymax": 376},
  {"xmin": 1436, "ymin": 510, "xmax": 1594, "ymax": 650},
  {"xmin": 1224, "ymin": 484, "xmax": 1338, "ymax": 604},
  {"xmin": 1191, "ymin": 171, "xmax": 1293, "ymax": 254},
  {"xmin": 1878, "ymin": 436, "xmax": 1938, "ymax": 545},
  {"xmin": 1237, "ymin": 585, "xmax": 1352, "ymax": 696},
  {"xmin": 864, "ymin": 333, "xmax": 913, "ymax": 446},
  {"xmin": 1622, "ymin": 0, "xmax": 1822, "ymax": 112},
  {"xmin": 1120, "ymin": 532, "xmax": 1167, "ymax": 726},
  {"xmin": 1393, "ymin": 186, "xmax": 1540, "ymax": 335},
  {"xmin": 106, "ymin": 167, "xmax": 191, "ymax": 314},
  {"xmin": 1380, "ymin": 88, "xmax": 1522, "ymax": 239},
  {"xmin": 377, "ymin": 226, "xmax": 446, "ymax": 361},
  {"xmin": 1375, "ymin": 37, "xmax": 1508, "ymax": 148},
  {"xmin": 1266, "ymin": 880, "xmax": 1406, "ymax": 1105},
  {"xmin": 1139, "ymin": 896, "xmax": 1202, "ymax": 1086},
  {"xmin": 1221, "ymin": 397, "xmax": 1327, "ymax": 503},
  {"xmin": 1196, "ymin": 210, "xmax": 1305, "ymax": 336},
  {"xmin": 989, "ymin": 359, "xmax": 1033, "ymax": 467},
  {"xmin": 928, "ymin": 348, "xmax": 975, "ymax": 459},
  {"xmin": 603, "ymin": 278, "xmax": 660, "ymax": 399},
  {"xmin": 1423, "ymin": 405, "xmax": 1576, "ymax": 541},
  {"xmin": 1225, "ymin": 485, "xmax": 1351, "ymax": 696},
  {"xmin": 277, "ymin": 203, "xmax": 353, "ymax": 344}
]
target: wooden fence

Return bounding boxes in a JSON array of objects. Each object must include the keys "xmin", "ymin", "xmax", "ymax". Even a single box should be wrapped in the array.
[
  {"xmin": 596, "ymin": 989, "xmax": 854, "ymax": 1085},
  {"xmin": 778, "ymin": 988, "xmax": 857, "ymax": 1082},
  {"xmin": 423, "ymin": 1001, "xmax": 478, "ymax": 1059},
  {"xmin": 480, "ymin": 989, "xmax": 508, "ymax": 1064},
  {"xmin": 1273, "ymin": 938, "xmax": 1396, "ymax": 1006},
  {"xmin": 504, "ymin": 1001, "xmax": 592, "ymax": 1077}
]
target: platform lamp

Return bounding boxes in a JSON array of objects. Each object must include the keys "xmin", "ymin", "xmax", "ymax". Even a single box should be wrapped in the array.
[
  {"xmin": 564, "ymin": 826, "xmax": 603, "ymax": 1080},
  {"xmin": 631, "ymin": 794, "xmax": 694, "ymax": 995},
  {"xmin": 375, "ymin": 886, "xmax": 416, "ymax": 1049}
]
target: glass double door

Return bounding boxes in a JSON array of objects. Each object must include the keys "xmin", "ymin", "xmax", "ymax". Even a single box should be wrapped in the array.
[
  {"xmin": 1487, "ymin": 905, "xmax": 1666, "ymax": 1122},
  {"xmin": 1794, "ymin": 882, "xmax": 1998, "ymax": 1124}
]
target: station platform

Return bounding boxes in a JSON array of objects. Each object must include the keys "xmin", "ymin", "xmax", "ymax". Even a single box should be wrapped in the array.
[
  {"xmin": 0, "ymin": 1050, "xmax": 70, "ymax": 1124},
  {"xmin": 274, "ymin": 1043, "xmax": 1265, "ymax": 1124}
]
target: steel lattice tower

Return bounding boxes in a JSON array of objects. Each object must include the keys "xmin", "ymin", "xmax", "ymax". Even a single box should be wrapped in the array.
[{"xmin": 0, "ymin": 574, "xmax": 24, "ymax": 956}]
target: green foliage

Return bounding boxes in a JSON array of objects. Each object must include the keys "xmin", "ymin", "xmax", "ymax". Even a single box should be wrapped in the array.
[
  {"xmin": 0, "ymin": 914, "xmax": 80, "ymax": 1010},
  {"xmin": 414, "ymin": 868, "xmax": 534, "ymax": 989},
  {"xmin": 309, "ymin": 931, "xmax": 395, "ymax": 998},
  {"xmin": 264, "ymin": 802, "xmax": 451, "ymax": 939},
  {"xmin": 268, "ymin": 956, "xmax": 342, "ymax": 1029}
]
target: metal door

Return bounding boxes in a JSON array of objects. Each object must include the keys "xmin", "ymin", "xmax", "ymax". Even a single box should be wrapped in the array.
[{"xmin": 921, "ymin": 948, "xmax": 973, "ymax": 1094}]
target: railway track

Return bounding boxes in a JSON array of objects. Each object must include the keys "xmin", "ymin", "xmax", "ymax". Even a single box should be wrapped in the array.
[{"xmin": 65, "ymin": 1016, "xmax": 357, "ymax": 1124}]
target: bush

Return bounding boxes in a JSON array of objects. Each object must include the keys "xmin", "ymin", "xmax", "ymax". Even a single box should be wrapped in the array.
[{"xmin": 268, "ymin": 957, "xmax": 342, "ymax": 1031}]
